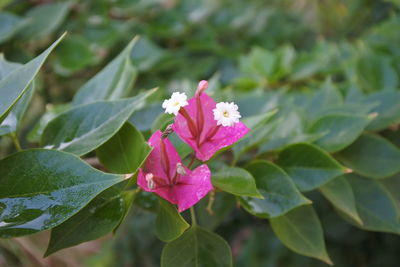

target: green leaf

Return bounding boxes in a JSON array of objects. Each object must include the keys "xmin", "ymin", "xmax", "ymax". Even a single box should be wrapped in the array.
[
  {"xmin": 97, "ymin": 123, "xmax": 152, "ymax": 174},
  {"xmin": 319, "ymin": 176, "xmax": 362, "ymax": 224},
  {"xmin": 72, "ymin": 37, "xmax": 139, "ymax": 106},
  {"xmin": 270, "ymin": 205, "xmax": 332, "ymax": 265},
  {"xmin": 129, "ymin": 102, "xmax": 162, "ymax": 131},
  {"xmin": 309, "ymin": 113, "xmax": 371, "ymax": 152},
  {"xmin": 0, "ymin": 55, "xmax": 34, "ymax": 136},
  {"xmin": 277, "ymin": 143, "xmax": 345, "ymax": 191},
  {"xmin": 155, "ymin": 198, "xmax": 189, "ymax": 242},
  {"xmin": 0, "ymin": 34, "xmax": 65, "ymax": 124},
  {"xmin": 17, "ymin": 2, "xmax": 71, "ymax": 39},
  {"xmin": 363, "ymin": 90, "xmax": 400, "ymax": 131},
  {"xmin": 239, "ymin": 160, "xmax": 311, "ymax": 218},
  {"xmin": 0, "ymin": 149, "xmax": 124, "ymax": 238},
  {"xmin": 44, "ymin": 187, "xmax": 129, "ymax": 256},
  {"xmin": 42, "ymin": 89, "xmax": 156, "ymax": 156},
  {"xmin": 0, "ymin": 12, "xmax": 28, "ymax": 44},
  {"xmin": 212, "ymin": 167, "xmax": 262, "ymax": 198},
  {"xmin": 344, "ymin": 174, "xmax": 400, "ymax": 234},
  {"xmin": 161, "ymin": 226, "xmax": 232, "ymax": 267},
  {"xmin": 336, "ymin": 133, "xmax": 400, "ymax": 179}
]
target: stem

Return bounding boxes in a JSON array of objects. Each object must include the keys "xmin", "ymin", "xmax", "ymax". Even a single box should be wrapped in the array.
[
  {"xmin": 10, "ymin": 133, "xmax": 22, "ymax": 151},
  {"xmin": 187, "ymin": 153, "xmax": 196, "ymax": 169},
  {"xmin": 190, "ymin": 207, "xmax": 197, "ymax": 226}
]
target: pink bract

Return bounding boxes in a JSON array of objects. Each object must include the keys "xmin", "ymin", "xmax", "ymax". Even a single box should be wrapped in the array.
[
  {"xmin": 137, "ymin": 130, "xmax": 213, "ymax": 212},
  {"xmin": 172, "ymin": 92, "xmax": 249, "ymax": 161}
]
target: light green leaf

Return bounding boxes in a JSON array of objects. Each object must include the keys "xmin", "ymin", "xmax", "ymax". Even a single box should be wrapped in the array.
[
  {"xmin": 97, "ymin": 122, "xmax": 152, "ymax": 174},
  {"xmin": 0, "ymin": 149, "xmax": 124, "ymax": 238},
  {"xmin": 239, "ymin": 160, "xmax": 311, "ymax": 218},
  {"xmin": 212, "ymin": 167, "xmax": 262, "ymax": 198},
  {"xmin": 363, "ymin": 90, "xmax": 400, "ymax": 131},
  {"xmin": 161, "ymin": 226, "xmax": 232, "ymax": 267},
  {"xmin": 270, "ymin": 205, "xmax": 332, "ymax": 265},
  {"xmin": 309, "ymin": 113, "xmax": 371, "ymax": 152},
  {"xmin": 155, "ymin": 198, "xmax": 189, "ymax": 242},
  {"xmin": 320, "ymin": 176, "xmax": 362, "ymax": 224},
  {"xmin": 72, "ymin": 37, "xmax": 139, "ymax": 106},
  {"xmin": 42, "ymin": 89, "xmax": 156, "ymax": 156},
  {"xmin": 44, "ymin": 187, "xmax": 129, "ymax": 256},
  {"xmin": 277, "ymin": 143, "xmax": 345, "ymax": 191},
  {"xmin": 17, "ymin": 2, "xmax": 71, "ymax": 39},
  {"xmin": 336, "ymin": 133, "xmax": 400, "ymax": 179},
  {"xmin": 0, "ymin": 34, "xmax": 65, "ymax": 123}
]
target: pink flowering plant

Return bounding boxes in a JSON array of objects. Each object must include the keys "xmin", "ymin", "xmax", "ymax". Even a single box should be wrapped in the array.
[{"xmin": 2, "ymin": 34, "xmax": 400, "ymax": 267}]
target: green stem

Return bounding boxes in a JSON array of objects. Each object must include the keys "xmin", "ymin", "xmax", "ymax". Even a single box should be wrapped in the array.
[
  {"xmin": 187, "ymin": 153, "xmax": 196, "ymax": 169},
  {"xmin": 190, "ymin": 207, "xmax": 197, "ymax": 226},
  {"xmin": 10, "ymin": 133, "xmax": 22, "ymax": 151}
]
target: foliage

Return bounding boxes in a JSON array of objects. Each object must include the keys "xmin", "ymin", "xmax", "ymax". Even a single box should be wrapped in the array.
[{"xmin": 1, "ymin": 0, "xmax": 400, "ymax": 266}]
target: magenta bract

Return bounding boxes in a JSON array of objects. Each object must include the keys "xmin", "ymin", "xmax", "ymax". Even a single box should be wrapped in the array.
[
  {"xmin": 172, "ymin": 92, "xmax": 249, "ymax": 161},
  {"xmin": 137, "ymin": 131, "xmax": 213, "ymax": 212}
]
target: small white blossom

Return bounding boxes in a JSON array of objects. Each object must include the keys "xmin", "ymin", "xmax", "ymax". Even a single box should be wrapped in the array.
[
  {"xmin": 145, "ymin": 173, "xmax": 155, "ymax": 189},
  {"xmin": 162, "ymin": 92, "xmax": 188, "ymax": 115},
  {"xmin": 213, "ymin": 102, "xmax": 241, "ymax": 127}
]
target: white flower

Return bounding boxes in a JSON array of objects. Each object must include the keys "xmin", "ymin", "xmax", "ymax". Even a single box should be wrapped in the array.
[
  {"xmin": 162, "ymin": 92, "xmax": 189, "ymax": 115},
  {"xmin": 213, "ymin": 102, "xmax": 241, "ymax": 127},
  {"xmin": 146, "ymin": 173, "xmax": 155, "ymax": 189}
]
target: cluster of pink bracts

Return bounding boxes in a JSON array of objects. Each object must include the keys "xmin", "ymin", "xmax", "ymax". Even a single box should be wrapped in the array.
[{"xmin": 137, "ymin": 81, "xmax": 249, "ymax": 212}]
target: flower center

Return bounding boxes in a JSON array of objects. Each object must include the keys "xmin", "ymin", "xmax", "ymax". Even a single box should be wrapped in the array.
[
  {"xmin": 223, "ymin": 111, "xmax": 230, "ymax": 118},
  {"xmin": 173, "ymin": 101, "xmax": 180, "ymax": 106}
]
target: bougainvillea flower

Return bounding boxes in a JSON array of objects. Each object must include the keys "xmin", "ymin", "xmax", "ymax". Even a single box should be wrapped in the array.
[
  {"xmin": 137, "ymin": 130, "xmax": 212, "ymax": 212},
  {"xmin": 171, "ymin": 81, "xmax": 249, "ymax": 161}
]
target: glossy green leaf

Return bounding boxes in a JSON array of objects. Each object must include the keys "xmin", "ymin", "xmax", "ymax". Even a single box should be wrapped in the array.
[
  {"xmin": 97, "ymin": 123, "xmax": 152, "ymax": 174},
  {"xmin": 17, "ymin": 2, "xmax": 71, "ymax": 39},
  {"xmin": 212, "ymin": 167, "xmax": 262, "ymax": 198},
  {"xmin": 155, "ymin": 198, "xmax": 189, "ymax": 242},
  {"xmin": 72, "ymin": 37, "xmax": 138, "ymax": 106},
  {"xmin": 0, "ymin": 149, "xmax": 124, "ymax": 238},
  {"xmin": 363, "ymin": 90, "xmax": 400, "ymax": 131},
  {"xmin": 161, "ymin": 226, "xmax": 232, "ymax": 267},
  {"xmin": 0, "ymin": 34, "xmax": 65, "ymax": 123},
  {"xmin": 45, "ymin": 187, "xmax": 129, "ymax": 256},
  {"xmin": 0, "ymin": 12, "xmax": 27, "ymax": 44},
  {"xmin": 309, "ymin": 113, "xmax": 370, "ymax": 152},
  {"xmin": 320, "ymin": 176, "xmax": 362, "ymax": 224},
  {"xmin": 239, "ymin": 160, "xmax": 311, "ymax": 218},
  {"xmin": 277, "ymin": 143, "xmax": 345, "ymax": 191},
  {"xmin": 270, "ymin": 205, "xmax": 332, "ymax": 265},
  {"xmin": 129, "ymin": 102, "xmax": 163, "ymax": 131},
  {"xmin": 337, "ymin": 133, "xmax": 400, "ymax": 179},
  {"xmin": 0, "ymin": 55, "xmax": 34, "ymax": 136},
  {"xmin": 42, "ymin": 89, "xmax": 156, "ymax": 156},
  {"xmin": 344, "ymin": 174, "xmax": 400, "ymax": 234},
  {"xmin": 55, "ymin": 36, "xmax": 95, "ymax": 72}
]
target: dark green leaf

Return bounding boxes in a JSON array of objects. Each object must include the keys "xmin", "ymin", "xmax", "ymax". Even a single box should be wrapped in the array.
[
  {"xmin": 277, "ymin": 143, "xmax": 345, "ymax": 191},
  {"xmin": 161, "ymin": 226, "xmax": 232, "ymax": 267},
  {"xmin": 344, "ymin": 174, "xmax": 400, "ymax": 234},
  {"xmin": 0, "ymin": 56, "xmax": 34, "ymax": 136},
  {"xmin": 239, "ymin": 160, "xmax": 310, "ymax": 218},
  {"xmin": 336, "ymin": 133, "xmax": 400, "ymax": 179},
  {"xmin": 212, "ymin": 167, "xmax": 262, "ymax": 198},
  {"xmin": 309, "ymin": 113, "xmax": 371, "ymax": 152},
  {"xmin": 72, "ymin": 37, "xmax": 138, "ymax": 106},
  {"xmin": 319, "ymin": 176, "xmax": 362, "ymax": 224},
  {"xmin": 0, "ymin": 149, "xmax": 124, "ymax": 238},
  {"xmin": 155, "ymin": 198, "xmax": 189, "ymax": 242},
  {"xmin": 129, "ymin": 102, "xmax": 163, "ymax": 131},
  {"xmin": 0, "ymin": 34, "xmax": 65, "ymax": 123},
  {"xmin": 17, "ymin": 2, "xmax": 71, "ymax": 39},
  {"xmin": 97, "ymin": 123, "xmax": 152, "ymax": 174},
  {"xmin": 42, "ymin": 89, "xmax": 156, "ymax": 156},
  {"xmin": 45, "ymin": 187, "xmax": 129, "ymax": 256},
  {"xmin": 0, "ymin": 12, "xmax": 27, "ymax": 44},
  {"xmin": 270, "ymin": 205, "xmax": 332, "ymax": 265}
]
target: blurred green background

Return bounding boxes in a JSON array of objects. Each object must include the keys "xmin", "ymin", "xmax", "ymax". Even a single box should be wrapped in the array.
[{"xmin": 1, "ymin": 0, "xmax": 400, "ymax": 266}]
